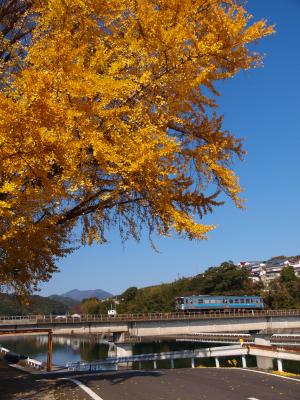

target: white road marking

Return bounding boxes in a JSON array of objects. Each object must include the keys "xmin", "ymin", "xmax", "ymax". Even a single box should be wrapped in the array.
[
  {"xmin": 235, "ymin": 368, "xmax": 300, "ymax": 383},
  {"xmin": 61, "ymin": 377, "xmax": 104, "ymax": 400},
  {"xmin": 57, "ymin": 367, "xmax": 299, "ymax": 399}
]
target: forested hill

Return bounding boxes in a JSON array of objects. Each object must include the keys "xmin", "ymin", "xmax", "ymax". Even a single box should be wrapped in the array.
[
  {"xmin": 0, "ymin": 294, "xmax": 71, "ymax": 316},
  {"xmin": 77, "ymin": 262, "xmax": 300, "ymax": 315},
  {"xmin": 2, "ymin": 262, "xmax": 300, "ymax": 316},
  {"xmin": 48, "ymin": 295, "xmax": 79, "ymax": 308},
  {"xmin": 0, "ymin": 290, "xmax": 111, "ymax": 316},
  {"xmin": 78, "ymin": 261, "xmax": 260, "ymax": 314}
]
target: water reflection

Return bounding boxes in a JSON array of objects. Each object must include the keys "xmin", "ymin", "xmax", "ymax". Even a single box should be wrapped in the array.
[
  {"xmin": 0, "ymin": 335, "xmax": 109, "ymax": 366},
  {"xmin": 1, "ymin": 336, "xmax": 299, "ymax": 374},
  {"xmin": 0, "ymin": 336, "xmax": 235, "ymax": 369},
  {"xmin": 1, "ymin": 336, "xmax": 227, "ymax": 368}
]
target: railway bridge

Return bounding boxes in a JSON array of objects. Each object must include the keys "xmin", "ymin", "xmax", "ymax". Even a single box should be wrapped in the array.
[
  {"xmin": 1, "ymin": 310, "xmax": 300, "ymax": 339},
  {"xmin": 1, "ymin": 310, "xmax": 300, "ymax": 371}
]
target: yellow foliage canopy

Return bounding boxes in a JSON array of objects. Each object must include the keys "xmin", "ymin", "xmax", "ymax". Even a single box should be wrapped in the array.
[{"xmin": 0, "ymin": 0, "xmax": 273, "ymax": 293}]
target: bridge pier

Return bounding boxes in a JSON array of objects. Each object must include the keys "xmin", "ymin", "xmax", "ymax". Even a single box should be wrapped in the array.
[
  {"xmin": 254, "ymin": 334, "xmax": 273, "ymax": 370},
  {"xmin": 113, "ymin": 332, "xmax": 127, "ymax": 343},
  {"xmin": 191, "ymin": 358, "xmax": 195, "ymax": 368},
  {"xmin": 215, "ymin": 357, "xmax": 220, "ymax": 368},
  {"xmin": 115, "ymin": 343, "xmax": 133, "ymax": 358},
  {"xmin": 170, "ymin": 359, "xmax": 174, "ymax": 369},
  {"xmin": 256, "ymin": 355, "xmax": 273, "ymax": 370},
  {"xmin": 242, "ymin": 356, "xmax": 247, "ymax": 368},
  {"xmin": 107, "ymin": 342, "xmax": 116, "ymax": 358},
  {"xmin": 114, "ymin": 343, "xmax": 133, "ymax": 368},
  {"xmin": 277, "ymin": 358, "xmax": 283, "ymax": 372}
]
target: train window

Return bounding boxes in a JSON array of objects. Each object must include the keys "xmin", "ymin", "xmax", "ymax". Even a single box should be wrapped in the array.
[
  {"xmin": 185, "ymin": 299, "xmax": 189, "ymax": 304},
  {"xmin": 223, "ymin": 299, "xmax": 228, "ymax": 304},
  {"xmin": 229, "ymin": 299, "xmax": 233, "ymax": 304},
  {"xmin": 256, "ymin": 299, "xmax": 259, "ymax": 303},
  {"xmin": 240, "ymin": 299, "xmax": 244, "ymax": 303},
  {"xmin": 198, "ymin": 299, "xmax": 203, "ymax": 304},
  {"xmin": 235, "ymin": 299, "xmax": 239, "ymax": 303},
  {"xmin": 246, "ymin": 299, "xmax": 250, "ymax": 303}
]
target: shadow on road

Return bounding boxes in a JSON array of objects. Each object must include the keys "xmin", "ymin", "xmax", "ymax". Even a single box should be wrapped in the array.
[
  {"xmin": 0, "ymin": 360, "xmax": 76, "ymax": 400},
  {"xmin": 0, "ymin": 360, "xmax": 163, "ymax": 399},
  {"xmin": 80, "ymin": 370, "xmax": 163, "ymax": 386}
]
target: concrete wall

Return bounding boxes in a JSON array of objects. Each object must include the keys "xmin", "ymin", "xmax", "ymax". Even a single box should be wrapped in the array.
[
  {"xmin": 1, "ymin": 315, "xmax": 300, "ymax": 337},
  {"xmin": 128, "ymin": 316, "xmax": 300, "ymax": 337},
  {"xmin": 0, "ymin": 322, "xmax": 128, "ymax": 336}
]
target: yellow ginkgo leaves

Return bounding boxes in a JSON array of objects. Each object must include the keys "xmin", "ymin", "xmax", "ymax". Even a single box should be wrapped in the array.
[{"xmin": 0, "ymin": 0, "xmax": 273, "ymax": 294}]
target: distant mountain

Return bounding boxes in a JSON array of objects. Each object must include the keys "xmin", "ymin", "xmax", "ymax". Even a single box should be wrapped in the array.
[
  {"xmin": 61, "ymin": 289, "xmax": 113, "ymax": 302},
  {"xmin": 49, "ymin": 294, "xmax": 79, "ymax": 307}
]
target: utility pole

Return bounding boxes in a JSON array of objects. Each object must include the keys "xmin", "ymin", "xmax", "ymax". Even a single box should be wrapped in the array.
[{"xmin": 47, "ymin": 330, "xmax": 53, "ymax": 371}]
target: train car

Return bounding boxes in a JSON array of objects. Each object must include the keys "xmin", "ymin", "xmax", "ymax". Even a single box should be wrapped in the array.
[{"xmin": 175, "ymin": 295, "xmax": 264, "ymax": 312}]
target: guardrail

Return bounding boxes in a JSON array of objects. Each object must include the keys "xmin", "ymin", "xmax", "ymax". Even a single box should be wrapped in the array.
[
  {"xmin": 0, "ymin": 344, "xmax": 43, "ymax": 370},
  {"xmin": 0, "ymin": 315, "xmax": 37, "ymax": 322},
  {"xmin": 66, "ymin": 343, "xmax": 300, "ymax": 372},
  {"xmin": 25, "ymin": 357, "xmax": 43, "ymax": 370},
  {"xmin": 109, "ymin": 345, "xmax": 246, "ymax": 364},
  {"xmin": 66, "ymin": 360, "xmax": 117, "ymax": 372},
  {"xmin": 66, "ymin": 344, "xmax": 245, "ymax": 371},
  {"xmin": 0, "ymin": 345, "xmax": 10, "ymax": 354},
  {"xmin": 1, "ymin": 309, "xmax": 300, "ymax": 325}
]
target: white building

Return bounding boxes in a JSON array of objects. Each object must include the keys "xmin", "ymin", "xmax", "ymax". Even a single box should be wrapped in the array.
[{"xmin": 239, "ymin": 256, "xmax": 300, "ymax": 284}]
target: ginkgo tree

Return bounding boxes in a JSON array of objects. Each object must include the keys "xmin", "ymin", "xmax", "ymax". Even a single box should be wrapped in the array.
[{"xmin": 0, "ymin": 0, "xmax": 273, "ymax": 294}]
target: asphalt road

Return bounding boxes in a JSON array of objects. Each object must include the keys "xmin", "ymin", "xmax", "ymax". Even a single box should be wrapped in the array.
[
  {"xmin": 0, "ymin": 361, "xmax": 88, "ymax": 400},
  {"xmin": 1, "ymin": 361, "xmax": 299, "ymax": 400},
  {"xmin": 75, "ymin": 368, "xmax": 300, "ymax": 400}
]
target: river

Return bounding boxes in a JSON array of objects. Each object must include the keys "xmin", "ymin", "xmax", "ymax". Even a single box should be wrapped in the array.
[{"xmin": 1, "ymin": 335, "xmax": 299, "ymax": 374}]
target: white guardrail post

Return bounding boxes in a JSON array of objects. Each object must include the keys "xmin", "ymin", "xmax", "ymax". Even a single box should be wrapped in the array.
[{"xmin": 277, "ymin": 358, "xmax": 283, "ymax": 372}]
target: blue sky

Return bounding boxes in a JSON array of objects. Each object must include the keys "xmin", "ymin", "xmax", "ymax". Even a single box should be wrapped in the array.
[{"xmin": 40, "ymin": 1, "xmax": 300, "ymax": 296}]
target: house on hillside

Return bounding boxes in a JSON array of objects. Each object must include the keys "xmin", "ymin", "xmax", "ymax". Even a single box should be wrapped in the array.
[{"xmin": 239, "ymin": 255, "xmax": 300, "ymax": 284}]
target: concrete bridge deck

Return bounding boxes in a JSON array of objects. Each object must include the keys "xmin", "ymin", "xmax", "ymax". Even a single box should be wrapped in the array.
[{"xmin": 1, "ymin": 310, "xmax": 300, "ymax": 338}]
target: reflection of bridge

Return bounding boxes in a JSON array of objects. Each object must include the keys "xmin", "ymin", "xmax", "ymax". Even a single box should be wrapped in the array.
[{"xmin": 1, "ymin": 310, "xmax": 300, "ymax": 339}]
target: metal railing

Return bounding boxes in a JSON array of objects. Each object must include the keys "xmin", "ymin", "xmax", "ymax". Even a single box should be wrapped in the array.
[
  {"xmin": 0, "ymin": 345, "xmax": 10, "ymax": 353},
  {"xmin": 25, "ymin": 357, "xmax": 43, "ymax": 370},
  {"xmin": 0, "ymin": 344, "xmax": 43, "ymax": 370},
  {"xmin": 0, "ymin": 309, "xmax": 300, "ymax": 325},
  {"xmin": 66, "ymin": 344, "xmax": 244, "ymax": 371},
  {"xmin": 66, "ymin": 343, "xmax": 300, "ymax": 372},
  {"xmin": 66, "ymin": 360, "xmax": 117, "ymax": 372},
  {"xmin": 0, "ymin": 315, "xmax": 37, "ymax": 322}
]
